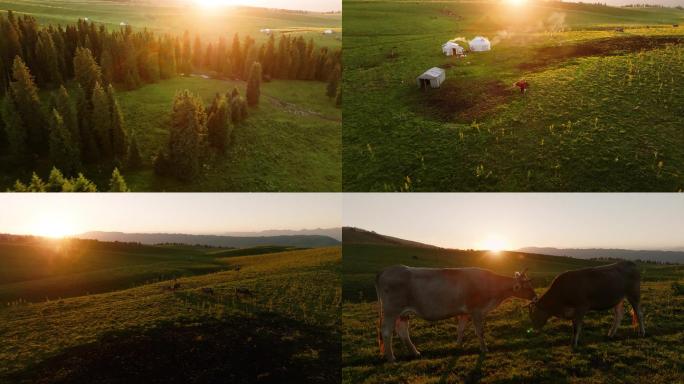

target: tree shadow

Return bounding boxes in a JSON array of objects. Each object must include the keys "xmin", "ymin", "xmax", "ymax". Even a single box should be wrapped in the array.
[{"xmin": 5, "ymin": 312, "xmax": 340, "ymax": 384}]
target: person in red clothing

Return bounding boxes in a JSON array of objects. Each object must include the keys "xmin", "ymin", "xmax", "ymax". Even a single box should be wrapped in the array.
[{"xmin": 515, "ymin": 79, "xmax": 529, "ymax": 95}]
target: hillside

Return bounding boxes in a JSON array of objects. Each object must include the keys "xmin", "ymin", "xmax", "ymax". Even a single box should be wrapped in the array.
[
  {"xmin": 341, "ymin": 231, "xmax": 684, "ymax": 383},
  {"xmin": 78, "ymin": 231, "xmax": 341, "ymax": 248},
  {"xmin": 343, "ymin": 0, "xmax": 684, "ymax": 191},
  {"xmin": 342, "ymin": 227, "xmax": 440, "ymax": 249},
  {"xmin": 519, "ymin": 246, "xmax": 684, "ymax": 263},
  {"xmin": 0, "ymin": 246, "xmax": 342, "ymax": 383}
]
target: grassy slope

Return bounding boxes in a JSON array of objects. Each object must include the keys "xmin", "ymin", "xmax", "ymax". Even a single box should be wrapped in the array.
[
  {"xmin": 343, "ymin": 1, "xmax": 684, "ymax": 191},
  {"xmin": 0, "ymin": 246, "xmax": 342, "ymax": 381},
  {"xmin": 342, "ymin": 243, "xmax": 684, "ymax": 383},
  {"xmin": 0, "ymin": 0, "xmax": 341, "ymax": 46},
  {"xmin": 0, "ymin": 238, "xmax": 236, "ymax": 303}
]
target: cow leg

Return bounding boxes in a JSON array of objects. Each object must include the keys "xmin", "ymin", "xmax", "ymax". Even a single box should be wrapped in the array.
[
  {"xmin": 381, "ymin": 313, "xmax": 398, "ymax": 363},
  {"xmin": 471, "ymin": 312, "xmax": 488, "ymax": 353},
  {"xmin": 396, "ymin": 315, "xmax": 421, "ymax": 358},
  {"xmin": 608, "ymin": 300, "xmax": 624, "ymax": 337},
  {"xmin": 627, "ymin": 296, "xmax": 645, "ymax": 337},
  {"xmin": 456, "ymin": 315, "xmax": 469, "ymax": 346},
  {"xmin": 572, "ymin": 317, "xmax": 584, "ymax": 348}
]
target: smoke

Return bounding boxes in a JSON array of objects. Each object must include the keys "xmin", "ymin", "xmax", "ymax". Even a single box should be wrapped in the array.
[{"xmin": 490, "ymin": 12, "xmax": 567, "ymax": 46}]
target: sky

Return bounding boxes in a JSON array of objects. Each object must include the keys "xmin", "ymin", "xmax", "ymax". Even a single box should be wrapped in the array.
[
  {"xmin": 343, "ymin": 193, "xmax": 684, "ymax": 251},
  {"xmin": 565, "ymin": 0, "xmax": 684, "ymax": 5},
  {"xmin": 190, "ymin": 0, "xmax": 340, "ymax": 12},
  {"xmin": 0, "ymin": 193, "xmax": 341, "ymax": 237}
]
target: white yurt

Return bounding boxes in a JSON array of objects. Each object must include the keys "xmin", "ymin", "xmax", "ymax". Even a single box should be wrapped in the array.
[
  {"xmin": 469, "ymin": 36, "xmax": 491, "ymax": 52},
  {"xmin": 416, "ymin": 67, "xmax": 446, "ymax": 89},
  {"xmin": 442, "ymin": 41, "xmax": 464, "ymax": 56},
  {"xmin": 323, "ymin": 29, "xmax": 334, "ymax": 35}
]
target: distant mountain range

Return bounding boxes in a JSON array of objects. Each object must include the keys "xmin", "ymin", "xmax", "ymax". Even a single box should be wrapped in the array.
[
  {"xmin": 342, "ymin": 227, "xmax": 440, "ymax": 249},
  {"xmin": 518, "ymin": 247, "xmax": 684, "ymax": 264},
  {"xmin": 76, "ymin": 231, "xmax": 340, "ymax": 248},
  {"xmin": 219, "ymin": 228, "xmax": 341, "ymax": 241}
]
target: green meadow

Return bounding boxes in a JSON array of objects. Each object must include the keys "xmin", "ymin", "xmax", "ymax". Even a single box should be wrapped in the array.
[
  {"xmin": 343, "ymin": 1, "xmax": 684, "ymax": 191},
  {"xmin": 342, "ymin": 243, "xmax": 684, "ymax": 383},
  {"xmin": 0, "ymin": 0, "xmax": 341, "ymax": 46},
  {"xmin": 0, "ymin": 238, "xmax": 341, "ymax": 383}
]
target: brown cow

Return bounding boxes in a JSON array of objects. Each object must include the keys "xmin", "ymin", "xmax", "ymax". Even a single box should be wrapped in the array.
[
  {"xmin": 375, "ymin": 265, "xmax": 536, "ymax": 362},
  {"xmin": 528, "ymin": 261, "xmax": 645, "ymax": 347}
]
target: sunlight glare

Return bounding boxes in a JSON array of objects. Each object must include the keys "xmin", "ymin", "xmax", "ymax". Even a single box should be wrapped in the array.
[
  {"xmin": 194, "ymin": 0, "xmax": 234, "ymax": 9},
  {"xmin": 32, "ymin": 216, "xmax": 77, "ymax": 239},
  {"xmin": 479, "ymin": 235, "xmax": 510, "ymax": 253},
  {"xmin": 506, "ymin": 0, "xmax": 527, "ymax": 6}
]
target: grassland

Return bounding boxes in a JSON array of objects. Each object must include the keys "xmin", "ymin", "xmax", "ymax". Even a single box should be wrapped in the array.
[
  {"xmin": 0, "ymin": 244, "xmax": 342, "ymax": 383},
  {"xmin": 342, "ymin": 243, "xmax": 684, "ymax": 383},
  {"xmin": 343, "ymin": 1, "xmax": 684, "ymax": 191},
  {"xmin": 1, "ymin": 76, "xmax": 341, "ymax": 191},
  {"xmin": 0, "ymin": 0, "xmax": 341, "ymax": 46}
]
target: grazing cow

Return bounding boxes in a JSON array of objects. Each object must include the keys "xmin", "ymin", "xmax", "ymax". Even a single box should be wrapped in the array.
[
  {"xmin": 375, "ymin": 265, "xmax": 536, "ymax": 362},
  {"xmin": 528, "ymin": 261, "xmax": 645, "ymax": 347}
]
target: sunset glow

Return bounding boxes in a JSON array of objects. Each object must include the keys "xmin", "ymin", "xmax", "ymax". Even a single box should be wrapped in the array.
[
  {"xmin": 31, "ymin": 216, "xmax": 77, "ymax": 238},
  {"xmin": 479, "ymin": 235, "xmax": 510, "ymax": 253},
  {"xmin": 194, "ymin": 0, "xmax": 232, "ymax": 9},
  {"xmin": 506, "ymin": 0, "xmax": 527, "ymax": 6}
]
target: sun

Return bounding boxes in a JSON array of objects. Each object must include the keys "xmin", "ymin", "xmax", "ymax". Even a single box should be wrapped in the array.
[
  {"xmin": 194, "ymin": 0, "xmax": 233, "ymax": 8},
  {"xmin": 31, "ymin": 217, "xmax": 77, "ymax": 239},
  {"xmin": 506, "ymin": 0, "xmax": 527, "ymax": 6},
  {"xmin": 479, "ymin": 235, "xmax": 510, "ymax": 253}
]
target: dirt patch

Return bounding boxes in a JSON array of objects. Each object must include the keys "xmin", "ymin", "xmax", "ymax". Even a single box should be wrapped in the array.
[
  {"xmin": 519, "ymin": 35, "xmax": 683, "ymax": 71},
  {"xmin": 5, "ymin": 313, "xmax": 340, "ymax": 384},
  {"xmin": 424, "ymin": 79, "xmax": 511, "ymax": 123}
]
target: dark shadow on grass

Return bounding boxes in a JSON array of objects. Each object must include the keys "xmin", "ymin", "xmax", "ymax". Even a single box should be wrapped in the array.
[
  {"xmin": 464, "ymin": 353, "xmax": 485, "ymax": 384},
  {"xmin": 4, "ymin": 312, "xmax": 340, "ymax": 384}
]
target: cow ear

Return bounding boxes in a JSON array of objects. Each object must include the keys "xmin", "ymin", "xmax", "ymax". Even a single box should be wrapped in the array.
[{"xmin": 514, "ymin": 271, "xmax": 521, "ymax": 278}]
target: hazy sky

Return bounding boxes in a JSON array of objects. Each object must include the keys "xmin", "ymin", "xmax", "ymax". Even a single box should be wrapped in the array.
[
  {"xmin": 0, "ymin": 194, "xmax": 341, "ymax": 237},
  {"xmin": 565, "ymin": 0, "xmax": 684, "ymax": 5},
  {"xmin": 344, "ymin": 194, "xmax": 684, "ymax": 250}
]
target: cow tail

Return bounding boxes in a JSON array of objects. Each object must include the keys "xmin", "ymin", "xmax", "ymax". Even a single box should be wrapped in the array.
[
  {"xmin": 631, "ymin": 307, "xmax": 638, "ymax": 330},
  {"xmin": 375, "ymin": 278, "xmax": 384, "ymax": 356}
]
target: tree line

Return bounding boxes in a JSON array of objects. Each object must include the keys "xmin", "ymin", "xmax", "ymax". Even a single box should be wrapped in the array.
[{"xmin": 0, "ymin": 11, "xmax": 341, "ymax": 93}]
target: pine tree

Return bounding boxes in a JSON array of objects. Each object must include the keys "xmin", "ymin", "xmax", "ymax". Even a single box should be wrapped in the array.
[
  {"xmin": 46, "ymin": 167, "xmax": 67, "ymax": 192},
  {"xmin": 73, "ymin": 47, "xmax": 102, "ymax": 99},
  {"xmin": 166, "ymin": 90, "xmax": 206, "ymax": 180},
  {"xmin": 70, "ymin": 173, "xmax": 98, "ymax": 192},
  {"xmin": 107, "ymin": 84, "xmax": 127, "ymax": 159},
  {"xmin": 91, "ymin": 82, "xmax": 112, "ymax": 157},
  {"xmin": 74, "ymin": 84, "xmax": 97, "ymax": 162},
  {"xmin": 207, "ymin": 94, "xmax": 230, "ymax": 153},
  {"xmin": 35, "ymin": 30, "xmax": 62, "ymax": 85},
  {"xmin": 100, "ymin": 47, "xmax": 114, "ymax": 85},
  {"xmin": 27, "ymin": 172, "xmax": 47, "ymax": 192},
  {"xmin": 246, "ymin": 62, "xmax": 262, "ymax": 107},
  {"xmin": 263, "ymin": 34, "xmax": 276, "ymax": 77},
  {"xmin": 48, "ymin": 108, "xmax": 80, "ymax": 175},
  {"xmin": 192, "ymin": 35, "xmax": 203, "ymax": 70},
  {"xmin": 53, "ymin": 85, "xmax": 79, "ymax": 150},
  {"xmin": 109, "ymin": 167, "xmax": 130, "ymax": 192},
  {"xmin": 181, "ymin": 30, "xmax": 192, "ymax": 75},
  {"xmin": 1, "ymin": 96, "xmax": 27, "ymax": 160},
  {"xmin": 231, "ymin": 33, "xmax": 241, "ymax": 78},
  {"xmin": 9, "ymin": 56, "xmax": 47, "ymax": 154}
]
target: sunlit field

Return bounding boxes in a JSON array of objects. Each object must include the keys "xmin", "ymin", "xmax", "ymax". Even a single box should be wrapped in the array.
[
  {"xmin": 0, "ymin": 235, "xmax": 341, "ymax": 383},
  {"xmin": 342, "ymin": 242, "xmax": 684, "ymax": 383},
  {"xmin": 343, "ymin": 1, "xmax": 684, "ymax": 191},
  {"xmin": 0, "ymin": 0, "xmax": 341, "ymax": 46}
]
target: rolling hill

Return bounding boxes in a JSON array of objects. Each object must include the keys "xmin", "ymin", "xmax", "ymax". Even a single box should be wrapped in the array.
[
  {"xmin": 77, "ymin": 231, "xmax": 341, "ymax": 248},
  {"xmin": 342, "ymin": 226, "xmax": 439, "ymax": 249},
  {"xmin": 519, "ymin": 247, "xmax": 684, "ymax": 263},
  {"xmin": 0, "ymin": 240, "xmax": 342, "ymax": 383}
]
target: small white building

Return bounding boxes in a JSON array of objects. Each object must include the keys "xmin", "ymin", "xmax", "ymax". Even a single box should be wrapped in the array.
[
  {"xmin": 416, "ymin": 67, "xmax": 446, "ymax": 89},
  {"xmin": 119, "ymin": 22, "xmax": 126, "ymax": 26},
  {"xmin": 260, "ymin": 28, "xmax": 272, "ymax": 35},
  {"xmin": 323, "ymin": 29, "xmax": 334, "ymax": 35},
  {"xmin": 469, "ymin": 36, "xmax": 491, "ymax": 52},
  {"xmin": 442, "ymin": 41, "xmax": 464, "ymax": 56}
]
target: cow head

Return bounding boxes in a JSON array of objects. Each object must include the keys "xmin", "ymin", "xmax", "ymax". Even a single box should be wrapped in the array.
[
  {"xmin": 512, "ymin": 269, "xmax": 536, "ymax": 301},
  {"xmin": 528, "ymin": 298, "xmax": 550, "ymax": 329}
]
